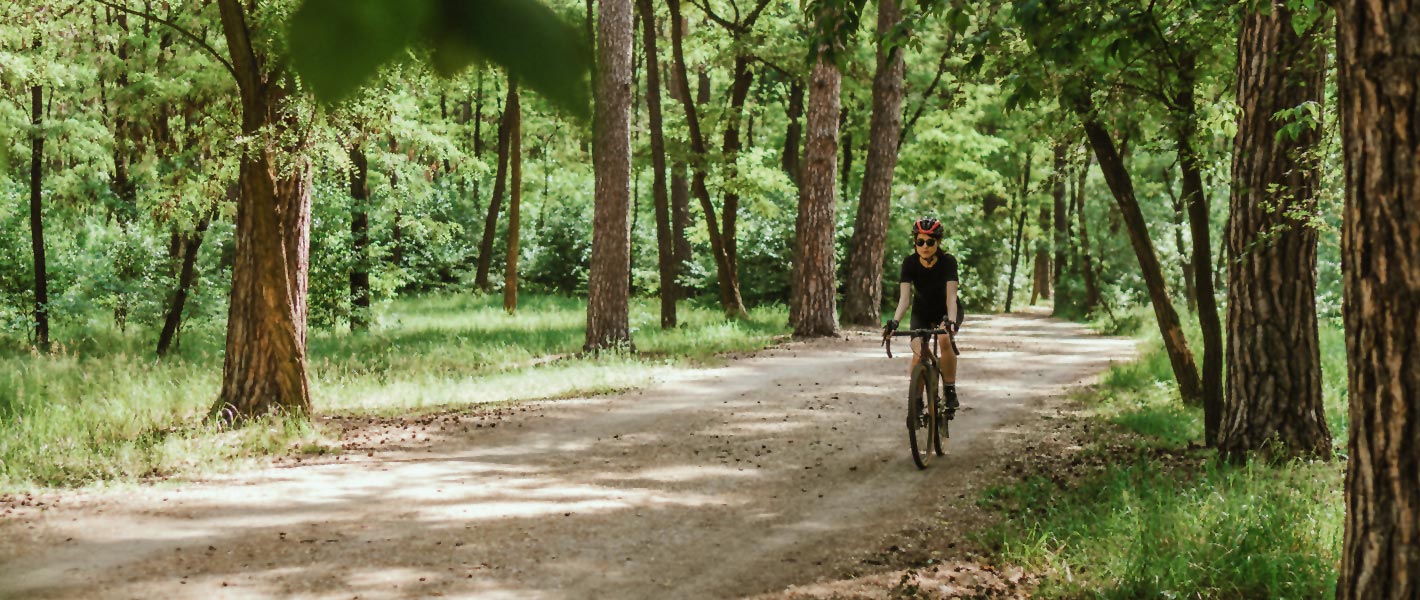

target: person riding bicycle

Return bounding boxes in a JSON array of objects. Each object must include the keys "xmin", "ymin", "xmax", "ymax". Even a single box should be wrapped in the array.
[{"xmin": 882, "ymin": 217, "xmax": 960, "ymax": 417}]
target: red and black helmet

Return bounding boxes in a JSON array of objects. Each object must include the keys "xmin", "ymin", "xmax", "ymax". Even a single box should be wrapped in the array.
[{"xmin": 913, "ymin": 217, "xmax": 943, "ymax": 238}]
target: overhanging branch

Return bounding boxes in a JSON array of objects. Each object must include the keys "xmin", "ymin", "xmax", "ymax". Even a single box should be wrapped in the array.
[{"xmin": 89, "ymin": 0, "xmax": 239, "ymax": 81}]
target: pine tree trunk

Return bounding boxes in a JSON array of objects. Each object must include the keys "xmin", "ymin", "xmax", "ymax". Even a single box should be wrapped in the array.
[
  {"xmin": 477, "ymin": 74, "xmax": 516, "ymax": 291},
  {"xmin": 843, "ymin": 0, "xmax": 907, "ymax": 327},
  {"xmin": 1051, "ymin": 140, "xmax": 1072, "ymax": 314},
  {"xmin": 1004, "ymin": 151, "xmax": 1031, "ymax": 313},
  {"xmin": 671, "ymin": 160, "xmax": 693, "ymax": 299},
  {"xmin": 349, "ymin": 143, "xmax": 372, "ymax": 332},
  {"xmin": 157, "ymin": 203, "xmax": 218, "ymax": 357},
  {"xmin": 1078, "ymin": 108, "xmax": 1203, "ymax": 405},
  {"xmin": 791, "ymin": 52, "xmax": 842, "ymax": 337},
  {"xmin": 1075, "ymin": 149, "xmax": 1102, "ymax": 313},
  {"xmin": 1164, "ymin": 173, "xmax": 1198, "ymax": 313},
  {"xmin": 720, "ymin": 56, "xmax": 755, "ymax": 275},
  {"xmin": 1335, "ymin": 2, "xmax": 1420, "ymax": 593},
  {"xmin": 1178, "ymin": 127, "xmax": 1224, "ymax": 443},
  {"xmin": 783, "ymin": 81, "xmax": 804, "ymax": 186},
  {"xmin": 213, "ymin": 0, "xmax": 313, "ymax": 421},
  {"xmin": 503, "ymin": 79, "xmax": 523, "ymax": 313},
  {"xmin": 1218, "ymin": 3, "xmax": 1331, "ymax": 460},
  {"xmin": 839, "ymin": 107, "xmax": 853, "ymax": 203},
  {"xmin": 585, "ymin": 0, "xmax": 634, "ymax": 351},
  {"xmin": 637, "ymin": 0, "xmax": 676, "ymax": 328},
  {"xmin": 29, "ymin": 82, "xmax": 49, "ymax": 354},
  {"xmin": 1031, "ymin": 205, "xmax": 1052, "ymax": 303}
]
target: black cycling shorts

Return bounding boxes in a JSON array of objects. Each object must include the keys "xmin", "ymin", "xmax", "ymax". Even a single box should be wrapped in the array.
[{"xmin": 910, "ymin": 310, "xmax": 947, "ymax": 338}]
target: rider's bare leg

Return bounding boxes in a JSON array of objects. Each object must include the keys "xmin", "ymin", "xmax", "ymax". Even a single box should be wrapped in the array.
[
  {"xmin": 909, "ymin": 337, "xmax": 927, "ymax": 398},
  {"xmin": 938, "ymin": 333, "xmax": 957, "ymax": 384}
]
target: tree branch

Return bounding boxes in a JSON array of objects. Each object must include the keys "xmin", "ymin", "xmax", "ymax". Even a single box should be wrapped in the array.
[{"xmin": 89, "ymin": 0, "xmax": 238, "ymax": 81}]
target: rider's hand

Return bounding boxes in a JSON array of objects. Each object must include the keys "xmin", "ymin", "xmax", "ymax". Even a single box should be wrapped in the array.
[{"xmin": 883, "ymin": 319, "xmax": 899, "ymax": 337}]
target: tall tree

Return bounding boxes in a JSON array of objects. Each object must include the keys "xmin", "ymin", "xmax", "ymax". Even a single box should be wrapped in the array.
[
  {"xmin": 1217, "ymin": 2, "xmax": 1331, "ymax": 460},
  {"xmin": 1030, "ymin": 204, "xmax": 1051, "ymax": 304},
  {"xmin": 503, "ymin": 79, "xmax": 523, "ymax": 313},
  {"xmin": 212, "ymin": 0, "xmax": 314, "ymax": 420},
  {"xmin": 29, "ymin": 71, "xmax": 49, "ymax": 353},
  {"xmin": 782, "ymin": 81, "xmax": 805, "ymax": 185},
  {"xmin": 792, "ymin": 0, "xmax": 861, "ymax": 337},
  {"xmin": 477, "ymin": 74, "xmax": 515, "ymax": 290},
  {"xmin": 157, "ymin": 201, "xmax": 221, "ymax": 357},
  {"xmin": 1004, "ymin": 150, "xmax": 1031, "ymax": 313},
  {"xmin": 1074, "ymin": 148, "xmax": 1102, "ymax": 313},
  {"xmin": 636, "ymin": 0, "xmax": 676, "ymax": 328},
  {"xmin": 1050, "ymin": 139, "xmax": 1073, "ymax": 314},
  {"xmin": 349, "ymin": 143, "xmax": 373, "ymax": 332},
  {"xmin": 1335, "ymin": 1, "xmax": 1420, "ymax": 595},
  {"xmin": 842, "ymin": 0, "xmax": 908, "ymax": 327},
  {"xmin": 585, "ymin": 0, "xmax": 634, "ymax": 350}
]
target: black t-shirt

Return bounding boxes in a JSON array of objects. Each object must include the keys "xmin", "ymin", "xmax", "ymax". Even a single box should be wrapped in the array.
[{"xmin": 899, "ymin": 251, "xmax": 959, "ymax": 320}]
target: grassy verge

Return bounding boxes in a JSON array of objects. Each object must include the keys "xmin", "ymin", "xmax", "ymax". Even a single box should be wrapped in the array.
[
  {"xmin": 0, "ymin": 294, "xmax": 788, "ymax": 490},
  {"xmin": 978, "ymin": 320, "xmax": 1347, "ymax": 599}
]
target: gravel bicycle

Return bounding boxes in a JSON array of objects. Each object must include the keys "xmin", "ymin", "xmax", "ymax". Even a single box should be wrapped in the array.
[{"xmin": 883, "ymin": 327, "xmax": 958, "ymax": 469}]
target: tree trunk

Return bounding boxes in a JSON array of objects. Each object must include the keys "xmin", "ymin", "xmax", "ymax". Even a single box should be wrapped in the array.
[
  {"xmin": 349, "ymin": 143, "xmax": 372, "ymax": 332},
  {"xmin": 671, "ymin": 160, "xmax": 693, "ymax": 299},
  {"xmin": 1004, "ymin": 151, "xmax": 1031, "ymax": 313},
  {"xmin": 1219, "ymin": 4, "xmax": 1332, "ymax": 460},
  {"xmin": 157, "ymin": 203, "xmax": 218, "ymax": 357},
  {"xmin": 585, "ymin": 0, "xmax": 634, "ymax": 351},
  {"xmin": 839, "ymin": 107, "xmax": 853, "ymax": 203},
  {"xmin": 1163, "ymin": 169, "xmax": 1198, "ymax": 313},
  {"xmin": 1051, "ymin": 140, "xmax": 1072, "ymax": 314},
  {"xmin": 791, "ymin": 52, "xmax": 842, "ymax": 337},
  {"xmin": 213, "ymin": 0, "xmax": 313, "ymax": 421},
  {"xmin": 29, "ymin": 82, "xmax": 49, "ymax": 354},
  {"xmin": 1030, "ymin": 205, "xmax": 1052, "ymax": 303},
  {"xmin": 1075, "ymin": 148, "xmax": 1102, "ymax": 313},
  {"xmin": 477, "ymin": 73, "xmax": 516, "ymax": 291},
  {"xmin": 720, "ymin": 56, "xmax": 755, "ymax": 274},
  {"xmin": 1336, "ymin": 2, "xmax": 1420, "ymax": 595},
  {"xmin": 783, "ymin": 81, "xmax": 804, "ymax": 185},
  {"xmin": 842, "ymin": 0, "xmax": 907, "ymax": 327},
  {"xmin": 1078, "ymin": 108, "xmax": 1203, "ymax": 405},
  {"xmin": 503, "ymin": 79, "xmax": 523, "ymax": 313},
  {"xmin": 666, "ymin": 0, "xmax": 748, "ymax": 318},
  {"xmin": 637, "ymin": 0, "xmax": 676, "ymax": 328}
]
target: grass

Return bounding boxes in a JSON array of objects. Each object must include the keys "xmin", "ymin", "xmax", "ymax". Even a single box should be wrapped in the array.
[
  {"xmin": 979, "ymin": 319, "xmax": 1347, "ymax": 599},
  {"xmin": 0, "ymin": 294, "xmax": 789, "ymax": 491}
]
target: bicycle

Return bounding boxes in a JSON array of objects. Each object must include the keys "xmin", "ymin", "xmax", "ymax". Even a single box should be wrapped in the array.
[{"xmin": 883, "ymin": 327, "xmax": 959, "ymax": 469}]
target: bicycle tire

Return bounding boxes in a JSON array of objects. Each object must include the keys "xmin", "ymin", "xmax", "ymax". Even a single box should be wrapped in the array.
[{"xmin": 908, "ymin": 364, "xmax": 936, "ymax": 469}]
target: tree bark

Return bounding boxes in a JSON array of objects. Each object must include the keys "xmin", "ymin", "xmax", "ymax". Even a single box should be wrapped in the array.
[
  {"xmin": 349, "ymin": 143, "xmax": 372, "ymax": 332},
  {"xmin": 791, "ymin": 52, "xmax": 842, "ymax": 337},
  {"xmin": 585, "ymin": 0, "xmax": 634, "ymax": 351},
  {"xmin": 1075, "ymin": 148, "xmax": 1102, "ymax": 313},
  {"xmin": 29, "ymin": 82, "xmax": 49, "ymax": 354},
  {"xmin": 1336, "ymin": 2, "xmax": 1420, "ymax": 595},
  {"xmin": 503, "ymin": 79, "xmax": 523, "ymax": 313},
  {"xmin": 666, "ymin": 0, "xmax": 748, "ymax": 318},
  {"xmin": 839, "ymin": 107, "xmax": 853, "ymax": 203},
  {"xmin": 671, "ymin": 160, "xmax": 693, "ymax": 299},
  {"xmin": 1051, "ymin": 140, "xmax": 1072, "ymax": 314},
  {"xmin": 1163, "ymin": 168, "xmax": 1198, "ymax": 313},
  {"xmin": 1078, "ymin": 108, "xmax": 1203, "ymax": 405},
  {"xmin": 477, "ymin": 73, "xmax": 516, "ymax": 291},
  {"xmin": 1004, "ymin": 151, "xmax": 1031, "ymax": 313},
  {"xmin": 783, "ymin": 81, "xmax": 804, "ymax": 185},
  {"xmin": 1218, "ymin": 3, "xmax": 1332, "ymax": 460},
  {"xmin": 157, "ymin": 203, "xmax": 218, "ymax": 357},
  {"xmin": 1030, "ymin": 205, "xmax": 1051, "ymax": 303},
  {"xmin": 637, "ymin": 0, "xmax": 676, "ymax": 328},
  {"xmin": 842, "ymin": 0, "xmax": 907, "ymax": 327},
  {"xmin": 213, "ymin": 0, "xmax": 313, "ymax": 421},
  {"xmin": 720, "ymin": 56, "xmax": 755, "ymax": 272}
]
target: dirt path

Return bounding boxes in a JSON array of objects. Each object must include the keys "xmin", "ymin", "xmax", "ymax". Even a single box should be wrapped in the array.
[{"xmin": 0, "ymin": 309, "xmax": 1133, "ymax": 599}]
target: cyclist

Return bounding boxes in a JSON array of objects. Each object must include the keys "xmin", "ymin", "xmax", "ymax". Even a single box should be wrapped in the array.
[{"xmin": 882, "ymin": 217, "xmax": 960, "ymax": 417}]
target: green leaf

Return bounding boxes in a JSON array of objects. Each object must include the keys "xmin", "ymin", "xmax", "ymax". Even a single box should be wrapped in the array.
[
  {"xmin": 289, "ymin": 0, "xmax": 434, "ymax": 104},
  {"xmin": 425, "ymin": 0, "xmax": 592, "ymax": 119}
]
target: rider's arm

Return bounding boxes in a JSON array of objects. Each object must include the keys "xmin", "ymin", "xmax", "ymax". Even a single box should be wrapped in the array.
[
  {"xmin": 946, "ymin": 281, "xmax": 959, "ymax": 327},
  {"xmin": 892, "ymin": 282, "xmax": 911, "ymax": 323}
]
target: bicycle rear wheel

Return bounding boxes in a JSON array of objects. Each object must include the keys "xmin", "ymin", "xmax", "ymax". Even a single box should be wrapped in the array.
[{"xmin": 907, "ymin": 365, "xmax": 936, "ymax": 469}]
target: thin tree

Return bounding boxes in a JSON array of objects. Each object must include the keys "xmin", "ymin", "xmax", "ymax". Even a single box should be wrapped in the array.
[
  {"xmin": 29, "ymin": 69, "xmax": 49, "ymax": 353},
  {"xmin": 1004, "ymin": 150, "xmax": 1031, "ymax": 313},
  {"xmin": 585, "ymin": 0, "xmax": 635, "ymax": 351},
  {"xmin": 477, "ymin": 74, "xmax": 516, "ymax": 290},
  {"xmin": 157, "ymin": 199, "xmax": 221, "ymax": 356},
  {"xmin": 637, "ymin": 0, "xmax": 677, "ymax": 328},
  {"xmin": 1050, "ymin": 139, "xmax": 1074, "ymax": 315},
  {"xmin": 1074, "ymin": 147, "xmax": 1101, "ymax": 313},
  {"xmin": 1217, "ymin": 2, "xmax": 1331, "ymax": 461},
  {"xmin": 1030, "ymin": 204, "xmax": 1051, "ymax": 304},
  {"xmin": 349, "ymin": 143, "xmax": 373, "ymax": 331},
  {"xmin": 503, "ymin": 79, "xmax": 523, "ymax": 313},
  {"xmin": 843, "ymin": 0, "xmax": 909, "ymax": 327},
  {"xmin": 1334, "ymin": 1, "xmax": 1420, "ymax": 594}
]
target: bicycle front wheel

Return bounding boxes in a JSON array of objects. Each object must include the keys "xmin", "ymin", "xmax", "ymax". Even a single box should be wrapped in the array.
[{"xmin": 907, "ymin": 365, "xmax": 936, "ymax": 469}]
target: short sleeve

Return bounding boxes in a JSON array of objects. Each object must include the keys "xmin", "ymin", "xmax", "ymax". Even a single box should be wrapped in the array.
[
  {"xmin": 898, "ymin": 254, "xmax": 912, "ymax": 283},
  {"xmin": 944, "ymin": 254, "xmax": 960, "ymax": 282}
]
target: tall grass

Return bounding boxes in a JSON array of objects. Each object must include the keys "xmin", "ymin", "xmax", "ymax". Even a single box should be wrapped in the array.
[
  {"xmin": 0, "ymin": 294, "xmax": 789, "ymax": 490},
  {"xmin": 980, "ymin": 321, "xmax": 1348, "ymax": 598}
]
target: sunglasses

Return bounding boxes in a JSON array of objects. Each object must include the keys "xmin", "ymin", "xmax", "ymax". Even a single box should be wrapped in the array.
[{"xmin": 914, "ymin": 238, "xmax": 937, "ymax": 247}]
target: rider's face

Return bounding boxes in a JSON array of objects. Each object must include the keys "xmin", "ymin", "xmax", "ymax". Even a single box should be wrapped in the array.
[{"xmin": 915, "ymin": 235, "xmax": 936, "ymax": 258}]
